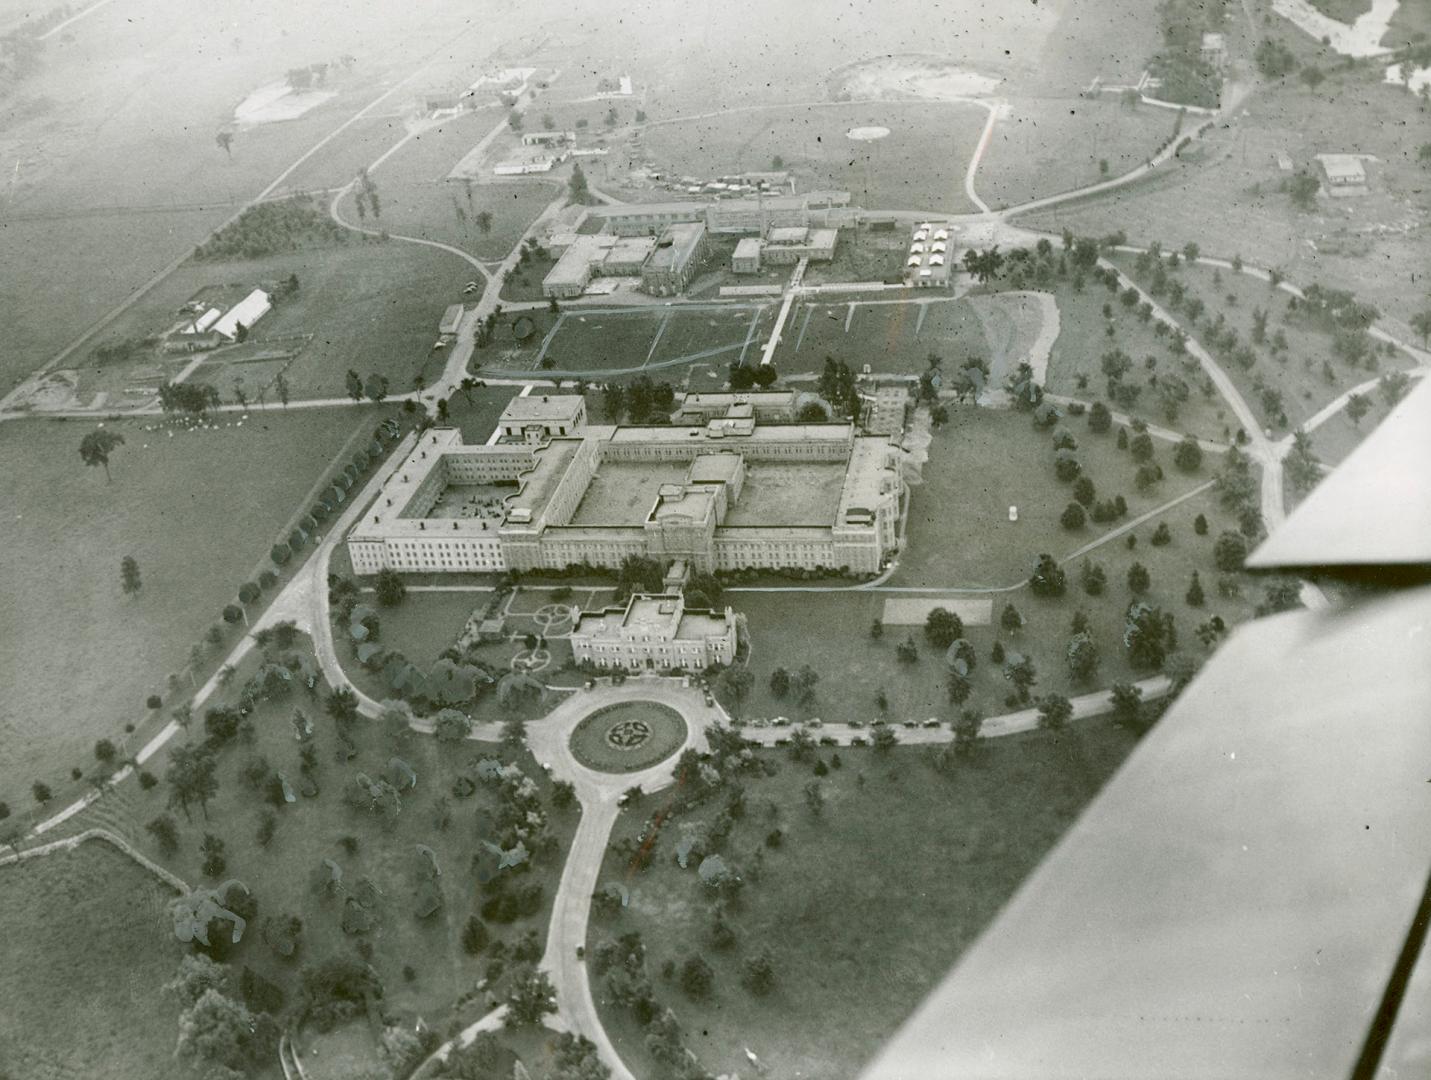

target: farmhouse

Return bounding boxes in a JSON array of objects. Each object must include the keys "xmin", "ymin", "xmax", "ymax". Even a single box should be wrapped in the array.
[
  {"xmin": 212, "ymin": 288, "xmax": 272, "ymax": 340},
  {"xmin": 1315, "ymin": 153, "xmax": 1369, "ymax": 196},
  {"xmin": 570, "ymin": 593, "xmax": 737, "ymax": 671},
  {"xmin": 347, "ymin": 393, "xmax": 903, "ymax": 577}
]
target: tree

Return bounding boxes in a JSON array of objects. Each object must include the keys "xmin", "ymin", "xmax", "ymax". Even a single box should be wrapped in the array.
[
  {"xmin": 1072, "ymin": 475, "xmax": 1096, "ymax": 507},
  {"xmin": 568, "ymin": 163, "xmax": 591, "ymax": 205},
  {"xmin": 769, "ymin": 667, "xmax": 791, "ymax": 698},
  {"xmin": 1186, "ymin": 570, "xmax": 1205, "ymax": 607},
  {"xmin": 1109, "ymin": 681, "xmax": 1144, "ymax": 731},
  {"xmin": 1299, "ymin": 63, "xmax": 1325, "ymax": 90},
  {"xmin": 1003, "ymin": 655, "xmax": 1037, "ymax": 703},
  {"xmin": 201, "ymin": 833, "xmax": 227, "ymax": 878},
  {"xmin": 274, "ymin": 372, "xmax": 290, "ymax": 408},
  {"xmin": 120, "ymin": 555, "xmax": 142, "ymax": 597},
  {"xmin": 1060, "ymin": 502, "xmax": 1086, "ymax": 530},
  {"xmin": 1213, "ymin": 531, "xmax": 1249, "ymax": 572},
  {"xmin": 166, "ymin": 743, "xmax": 219, "ymax": 822},
  {"xmin": 1285, "ymin": 430, "xmax": 1322, "ymax": 497},
  {"xmin": 751, "ymin": 365, "xmax": 779, "ymax": 388},
  {"xmin": 715, "ymin": 666, "xmax": 754, "ymax": 707},
  {"xmin": 803, "ymin": 779, "xmax": 824, "ymax": 817},
  {"xmin": 79, "ymin": 428, "xmax": 125, "ymax": 483},
  {"xmin": 1193, "ymin": 513, "xmax": 1208, "ymax": 536},
  {"xmin": 1029, "ymin": 554, "xmax": 1067, "ymax": 597},
  {"xmin": 364, "ymin": 373, "xmax": 389, "ymax": 403},
  {"xmin": 374, "ymin": 568, "xmax": 406, "ymax": 607},
  {"xmin": 327, "ymin": 687, "xmax": 360, "ymax": 730},
  {"xmin": 94, "ymin": 738, "xmax": 117, "ymax": 766},
  {"xmin": 924, "ymin": 607, "xmax": 963, "ymax": 649},
  {"xmin": 1380, "ymin": 370, "xmax": 1411, "ymax": 408},
  {"xmin": 1037, "ymin": 694, "xmax": 1073, "ymax": 732},
  {"xmin": 345, "ymin": 369, "xmax": 363, "ymax": 402},
  {"xmin": 1411, "ymin": 310, "xmax": 1431, "ymax": 347},
  {"xmin": 1127, "ymin": 562, "xmax": 1151, "ymax": 594},
  {"xmin": 1173, "ymin": 436, "xmax": 1203, "ymax": 472},
  {"xmin": 1000, "ymin": 603, "xmax": 1024, "ymax": 634},
  {"xmin": 742, "ymin": 948, "xmax": 777, "ymax": 996},
  {"xmin": 502, "ymin": 964, "xmax": 557, "ymax": 1026},
  {"xmin": 869, "ymin": 617, "xmax": 884, "ymax": 640},
  {"xmin": 680, "ymin": 955, "xmax": 713, "ymax": 999},
  {"xmin": 462, "ymin": 915, "xmax": 490, "ymax": 956},
  {"xmin": 1066, "ymin": 632, "xmax": 1100, "ymax": 683},
  {"xmin": 1124, "ymin": 602, "xmax": 1176, "ymax": 670},
  {"xmin": 1288, "ymin": 171, "xmax": 1320, "ymax": 210},
  {"xmin": 1088, "ymin": 401, "xmax": 1112, "ymax": 433},
  {"xmin": 434, "ymin": 709, "xmax": 473, "ymax": 742},
  {"xmin": 216, "ymin": 130, "xmax": 234, "ymax": 158},
  {"xmin": 1344, "ymin": 392, "xmax": 1370, "ymax": 426},
  {"xmin": 871, "ymin": 725, "xmax": 898, "ymax": 755},
  {"xmin": 175, "ymin": 987, "xmax": 264, "ymax": 1076},
  {"xmin": 1129, "ymin": 432, "xmax": 1155, "ymax": 463}
]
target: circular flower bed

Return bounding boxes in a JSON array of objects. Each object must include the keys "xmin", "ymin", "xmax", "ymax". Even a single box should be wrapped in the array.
[{"xmin": 569, "ymin": 701, "xmax": 687, "ymax": 774}]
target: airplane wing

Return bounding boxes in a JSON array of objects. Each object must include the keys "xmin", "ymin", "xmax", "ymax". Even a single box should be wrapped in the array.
[{"xmin": 863, "ymin": 377, "xmax": 1431, "ymax": 1080}]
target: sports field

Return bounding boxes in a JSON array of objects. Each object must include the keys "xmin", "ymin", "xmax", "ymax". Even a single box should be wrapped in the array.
[
  {"xmin": 641, "ymin": 101, "xmax": 987, "ymax": 213},
  {"xmin": 773, "ymin": 297, "xmax": 989, "ymax": 375},
  {"xmin": 490, "ymin": 303, "xmax": 775, "ymax": 377}
]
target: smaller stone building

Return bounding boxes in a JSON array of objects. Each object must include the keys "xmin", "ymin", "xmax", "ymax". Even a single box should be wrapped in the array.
[
  {"xmin": 732, "ymin": 237, "xmax": 762, "ymax": 274},
  {"xmin": 499, "ymin": 395, "xmax": 587, "ymax": 441},
  {"xmin": 570, "ymin": 593, "xmax": 737, "ymax": 671}
]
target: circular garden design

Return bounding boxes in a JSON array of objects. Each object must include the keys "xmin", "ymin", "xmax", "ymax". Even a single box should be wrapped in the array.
[{"xmin": 569, "ymin": 701, "xmax": 688, "ymax": 774}]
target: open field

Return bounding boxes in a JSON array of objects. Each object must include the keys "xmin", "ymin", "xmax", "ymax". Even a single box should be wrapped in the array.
[
  {"xmin": 593, "ymin": 728, "xmax": 1139, "ymax": 1080},
  {"xmin": 0, "ymin": 0, "xmax": 489, "ymax": 390},
  {"xmin": 892, "ymin": 405, "xmax": 1222, "ymax": 588},
  {"xmin": 0, "ymin": 407, "xmax": 385, "ymax": 810},
  {"xmin": 0, "ymin": 841, "xmax": 186, "ymax": 1080},
  {"xmin": 80, "ymin": 638, "xmax": 579, "ymax": 1034},
  {"xmin": 640, "ymin": 101, "xmax": 987, "ymax": 213},
  {"xmin": 979, "ymin": 96, "xmax": 1182, "ymax": 210},
  {"xmin": 1107, "ymin": 251, "xmax": 1417, "ymax": 431},
  {"xmin": 1016, "ymin": 69, "xmax": 1431, "ymax": 329},
  {"xmin": 774, "ymin": 297, "xmax": 989, "ymax": 376}
]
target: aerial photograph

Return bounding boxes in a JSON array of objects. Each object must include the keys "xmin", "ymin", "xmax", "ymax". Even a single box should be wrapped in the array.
[{"xmin": 1, "ymin": 0, "xmax": 1429, "ymax": 1077}]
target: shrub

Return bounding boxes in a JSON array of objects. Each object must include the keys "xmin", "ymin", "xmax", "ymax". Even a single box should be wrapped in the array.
[
  {"xmin": 147, "ymin": 694, "xmax": 163, "ymax": 710},
  {"xmin": 1214, "ymin": 531, "xmax": 1249, "ymax": 572}
]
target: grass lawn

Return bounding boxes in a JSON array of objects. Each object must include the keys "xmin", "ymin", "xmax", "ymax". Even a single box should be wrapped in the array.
[
  {"xmin": 590, "ymin": 728, "xmax": 1140, "ymax": 1080},
  {"xmin": 1015, "ymin": 71, "xmax": 1431, "ymax": 328},
  {"xmin": 1107, "ymin": 251, "xmax": 1415, "ymax": 433},
  {"xmin": 800, "ymin": 227, "xmax": 914, "ymax": 286},
  {"xmin": 360, "ymin": 592, "xmax": 484, "ymax": 668},
  {"xmin": 86, "ymin": 637, "xmax": 579, "ymax": 1033},
  {"xmin": 0, "ymin": 408, "xmax": 389, "ymax": 812},
  {"xmin": 892, "ymin": 405, "xmax": 1219, "ymax": 587},
  {"xmin": 733, "ymin": 483, "xmax": 1252, "ymax": 725},
  {"xmin": 1306, "ymin": 0, "xmax": 1371, "ymax": 20},
  {"xmin": 0, "ymin": 841, "xmax": 186, "ymax": 1080},
  {"xmin": 979, "ymin": 96, "xmax": 1181, "ymax": 210},
  {"xmin": 1031, "ymin": 276, "xmax": 1233, "ymax": 441},
  {"xmin": 569, "ymin": 702, "xmax": 687, "ymax": 773},
  {"xmin": 338, "ymin": 180, "xmax": 557, "ymax": 263},
  {"xmin": 774, "ymin": 297, "xmax": 988, "ymax": 377},
  {"xmin": 640, "ymin": 101, "xmax": 986, "ymax": 213}
]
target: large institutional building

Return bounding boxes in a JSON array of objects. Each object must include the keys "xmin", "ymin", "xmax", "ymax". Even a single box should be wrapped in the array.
[
  {"xmin": 570, "ymin": 593, "xmax": 737, "ymax": 672},
  {"xmin": 347, "ymin": 393, "xmax": 903, "ymax": 578}
]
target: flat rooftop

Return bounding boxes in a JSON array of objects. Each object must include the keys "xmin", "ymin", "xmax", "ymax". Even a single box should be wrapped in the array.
[
  {"xmin": 724, "ymin": 461, "xmax": 846, "ymax": 527},
  {"xmin": 646, "ymin": 222, "xmax": 706, "ymax": 271},
  {"xmin": 571, "ymin": 461, "xmax": 687, "ymax": 525},
  {"xmin": 608, "ymin": 422, "xmax": 853, "ymax": 446},
  {"xmin": 508, "ymin": 438, "xmax": 580, "ymax": 520},
  {"xmin": 500, "ymin": 393, "xmax": 585, "ymax": 425},
  {"xmin": 838, "ymin": 437, "xmax": 897, "ymax": 521}
]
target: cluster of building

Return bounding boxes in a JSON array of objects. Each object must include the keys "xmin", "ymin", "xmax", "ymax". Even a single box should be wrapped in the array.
[
  {"xmin": 542, "ymin": 222, "xmax": 710, "ymax": 298},
  {"xmin": 905, "ymin": 221, "xmax": 954, "ymax": 288},
  {"xmin": 542, "ymin": 191, "xmax": 853, "ymax": 299},
  {"xmin": 494, "ymin": 130, "xmax": 610, "ymax": 177},
  {"xmin": 346, "ymin": 390, "xmax": 904, "ymax": 580},
  {"xmin": 162, "ymin": 286, "xmax": 273, "ymax": 354}
]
